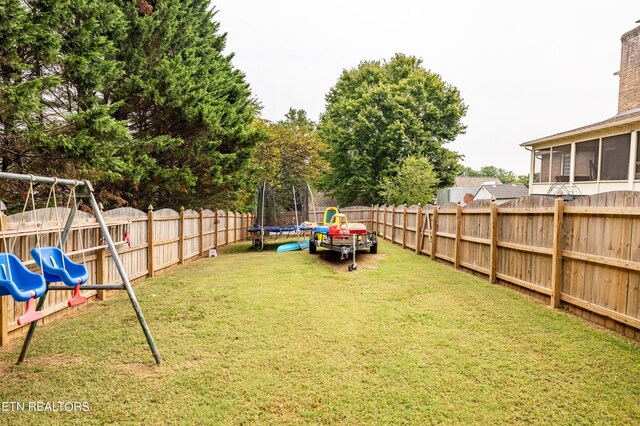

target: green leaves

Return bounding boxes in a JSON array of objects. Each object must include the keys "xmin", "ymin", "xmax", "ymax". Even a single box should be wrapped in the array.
[
  {"xmin": 250, "ymin": 109, "xmax": 329, "ymax": 194},
  {"xmin": 318, "ymin": 53, "xmax": 467, "ymax": 205},
  {"xmin": 106, "ymin": 0, "xmax": 261, "ymax": 209},
  {"xmin": 380, "ymin": 156, "xmax": 439, "ymax": 206},
  {"xmin": 460, "ymin": 166, "xmax": 529, "ymax": 186},
  {"xmin": 1, "ymin": 0, "xmax": 261, "ymax": 210}
]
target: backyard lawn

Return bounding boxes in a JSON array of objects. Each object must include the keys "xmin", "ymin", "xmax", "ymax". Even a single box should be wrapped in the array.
[{"xmin": 0, "ymin": 240, "xmax": 639, "ymax": 425}]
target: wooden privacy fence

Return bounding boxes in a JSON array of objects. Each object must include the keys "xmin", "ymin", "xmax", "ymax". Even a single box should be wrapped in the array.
[
  {"xmin": 0, "ymin": 206, "xmax": 252, "ymax": 345},
  {"xmin": 369, "ymin": 193, "xmax": 640, "ymax": 340}
]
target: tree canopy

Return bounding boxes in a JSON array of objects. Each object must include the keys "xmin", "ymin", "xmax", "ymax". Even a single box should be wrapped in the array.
[
  {"xmin": 0, "ymin": 0, "xmax": 261, "ymax": 210},
  {"xmin": 379, "ymin": 156, "xmax": 438, "ymax": 206},
  {"xmin": 317, "ymin": 53, "xmax": 467, "ymax": 205},
  {"xmin": 251, "ymin": 108, "xmax": 329, "ymax": 189}
]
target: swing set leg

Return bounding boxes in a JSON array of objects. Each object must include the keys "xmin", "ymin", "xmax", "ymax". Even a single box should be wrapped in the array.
[{"xmin": 17, "ymin": 290, "xmax": 48, "ymax": 365}]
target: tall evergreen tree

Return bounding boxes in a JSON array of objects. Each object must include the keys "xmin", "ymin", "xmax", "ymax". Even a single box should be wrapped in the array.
[
  {"xmin": 1, "ymin": 0, "xmax": 129, "ymax": 205},
  {"xmin": 110, "ymin": 0, "xmax": 262, "ymax": 208}
]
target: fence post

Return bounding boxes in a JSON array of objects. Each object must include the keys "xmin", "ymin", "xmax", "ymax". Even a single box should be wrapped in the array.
[
  {"xmin": 431, "ymin": 207, "xmax": 439, "ymax": 261},
  {"xmin": 235, "ymin": 212, "xmax": 239, "ymax": 243},
  {"xmin": 489, "ymin": 199, "xmax": 498, "ymax": 283},
  {"xmin": 402, "ymin": 205, "xmax": 407, "ymax": 249},
  {"xmin": 148, "ymin": 205, "xmax": 155, "ymax": 278},
  {"xmin": 383, "ymin": 205, "xmax": 387, "ymax": 239},
  {"xmin": 391, "ymin": 206, "xmax": 396, "ymax": 243},
  {"xmin": 214, "ymin": 210, "xmax": 219, "ymax": 248},
  {"xmin": 370, "ymin": 205, "xmax": 374, "ymax": 230},
  {"xmin": 179, "ymin": 207, "xmax": 185, "ymax": 265},
  {"xmin": 225, "ymin": 210, "xmax": 230, "ymax": 246},
  {"xmin": 199, "ymin": 208, "xmax": 204, "ymax": 257},
  {"xmin": 454, "ymin": 202, "xmax": 462, "ymax": 268},
  {"xmin": 416, "ymin": 206, "xmax": 423, "ymax": 255},
  {"xmin": 551, "ymin": 197, "xmax": 564, "ymax": 308}
]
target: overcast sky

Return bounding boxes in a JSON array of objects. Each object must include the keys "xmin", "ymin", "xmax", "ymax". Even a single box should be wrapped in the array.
[{"xmin": 213, "ymin": 1, "xmax": 639, "ymax": 174}]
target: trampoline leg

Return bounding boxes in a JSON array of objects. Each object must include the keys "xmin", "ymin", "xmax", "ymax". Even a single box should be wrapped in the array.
[{"xmin": 17, "ymin": 290, "xmax": 48, "ymax": 365}]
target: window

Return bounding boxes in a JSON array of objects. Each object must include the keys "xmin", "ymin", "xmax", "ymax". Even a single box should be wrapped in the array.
[
  {"xmin": 533, "ymin": 148, "xmax": 551, "ymax": 183},
  {"xmin": 551, "ymin": 144, "xmax": 571, "ymax": 182},
  {"xmin": 574, "ymin": 140, "xmax": 599, "ymax": 181},
  {"xmin": 601, "ymin": 134, "xmax": 630, "ymax": 181}
]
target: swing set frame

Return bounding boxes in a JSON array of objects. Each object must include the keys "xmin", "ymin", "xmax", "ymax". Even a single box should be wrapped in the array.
[{"xmin": 0, "ymin": 172, "xmax": 161, "ymax": 365}]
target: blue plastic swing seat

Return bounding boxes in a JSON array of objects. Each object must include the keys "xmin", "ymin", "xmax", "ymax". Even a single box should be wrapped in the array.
[
  {"xmin": 30, "ymin": 247, "xmax": 88, "ymax": 286},
  {"xmin": 0, "ymin": 253, "xmax": 47, "ymax": 302}
]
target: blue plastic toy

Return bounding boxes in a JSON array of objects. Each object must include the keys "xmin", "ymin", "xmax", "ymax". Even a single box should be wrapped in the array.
[
  {"xmin": 31, "ymin": 247, "xmax": 88, "ymax": 306},
  {"xmin": 0, "ymin": 253, "xmax": 47, "ymax": 325}
]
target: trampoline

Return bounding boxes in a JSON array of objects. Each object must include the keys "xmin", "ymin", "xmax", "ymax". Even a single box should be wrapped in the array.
[{"xmin": 249, "ymin": 181, "xmax": 315, "ymax": 251}]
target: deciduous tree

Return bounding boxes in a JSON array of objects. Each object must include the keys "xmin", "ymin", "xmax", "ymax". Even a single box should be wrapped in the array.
[
  {"xmin": 318, "ymin": 54, "xmax": 467, "ymax": 205},
  {"xmin": 380, "ymin": 156, "xmax": 438, "ymax": 206}
]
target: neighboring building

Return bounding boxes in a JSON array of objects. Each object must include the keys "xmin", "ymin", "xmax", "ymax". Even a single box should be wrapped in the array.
[
  {"xmin": 454, "ymin": 176, "xmax": 502, "ymax": 188},
  {"xmin": 522, "ymin": 22, "xmax": 640, "ymax": 196},
  {"xmin": 437, "ymin": 177, "xmax": 502, "ymax": 206},
  {"xmin": 474, "ymin": 183, "xmax": 529, "ymax": 205}
]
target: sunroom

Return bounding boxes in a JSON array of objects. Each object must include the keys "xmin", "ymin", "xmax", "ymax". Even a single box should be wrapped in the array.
[{"xmin": 522, "ymin": 111, "xmax": 640, "ymax": 195}]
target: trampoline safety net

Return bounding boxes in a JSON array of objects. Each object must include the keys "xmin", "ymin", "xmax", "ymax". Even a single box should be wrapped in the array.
[{"xmin": 252, "ymin": 181, "xmax": 310, "ymax": 228}]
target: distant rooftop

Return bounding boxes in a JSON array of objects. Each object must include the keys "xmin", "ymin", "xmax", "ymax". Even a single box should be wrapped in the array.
[
  {"xmin": 477, "ymin": 183, "xmax": 529, "ymax": 199},
  {"xmin": 455, "ymin": 176, "xmax": 502, "ymax": 187}
]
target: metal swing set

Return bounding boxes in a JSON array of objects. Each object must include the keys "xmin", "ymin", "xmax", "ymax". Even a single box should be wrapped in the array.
[{"xmin": 0, "ymin": 172, "xmax": 161, "ymax": 365}]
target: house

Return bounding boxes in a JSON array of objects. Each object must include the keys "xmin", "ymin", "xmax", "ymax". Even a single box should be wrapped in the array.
[
  {"xmin": 437, "ymin": 176, "xmax": 502, "ymax": 206},
  {"xmin": 473, "ymin": 183, "xmax": 529, "ymax": 205},
  {"xmin": 522, "ymin": 22, "xmax": 640, "ymax": 196}
]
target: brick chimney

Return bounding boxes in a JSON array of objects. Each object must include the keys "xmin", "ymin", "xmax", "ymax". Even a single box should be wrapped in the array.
[{"xmin": 618, "ymin": 23, "xmax": 640, "ymax": 113}]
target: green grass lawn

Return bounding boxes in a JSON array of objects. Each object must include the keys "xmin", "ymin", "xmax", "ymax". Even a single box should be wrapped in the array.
[{"xmin": 0, "ymin": 241, "xmax": 639, "ymax": 425}]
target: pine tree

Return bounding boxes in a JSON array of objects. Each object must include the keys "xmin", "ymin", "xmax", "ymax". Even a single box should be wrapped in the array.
[
  {"xmin": 110, "ymin": 0, "xmax": 262, "ymax": 208},
  {"xmin": 1, "ymin": 0, "xmax": 132, "ymax": 205}
]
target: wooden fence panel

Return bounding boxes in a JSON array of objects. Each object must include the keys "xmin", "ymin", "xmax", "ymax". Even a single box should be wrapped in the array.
[
  {"xmin": 418, "ymin": 205, "xmax": 435, "ymax": 256},
  {"xmin": 153, "ymin": 208, "xmax": 180, "ymax": 271},
  {"xmin": 382, "ymin": 206, "xmax": 390, "ymax": 240},
  {"xmin": 405, "ymin": 206, "xmax": 419, "ymax": 250},
  {"xmin": 459, "ymin": 200, "xmax": 492, "ymax": 274},
  {"xmin": 216, "ymin": 210, "xmax": 227, "ymax": 247},
  {"xmin": 103, "ymin": 208, "xmax": 149, "ymax": 292},
  {"xmin": 495, "ymin": 196, "xmax": 555, "ymax": 295},
  {"xmin": 435, "ymin": 203, "xmax": 457, "ymax": 262},
  {"xmin": 563, "ymin": 192, "xmax": 640, "ymax": 328},
  {"xmin": 182, "ymin": 209, "xmax": 200, "ymax": 261},
  {"xmin": 392, "ymin": 207, "xmax": 400, "ymax": 245},
  {"xmin": 202, "ymin": 210, "xmax": 216, "ymax": 252}
]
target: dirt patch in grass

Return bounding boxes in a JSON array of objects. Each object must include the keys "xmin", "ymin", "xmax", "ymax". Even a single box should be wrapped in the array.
[
  {"xmin": 314, "ymin": 249, "xmax": 385, "ymax": 273},
  {"xmin": 27, "ymin": 354, "xmax": 85, "ymax": 367}
]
